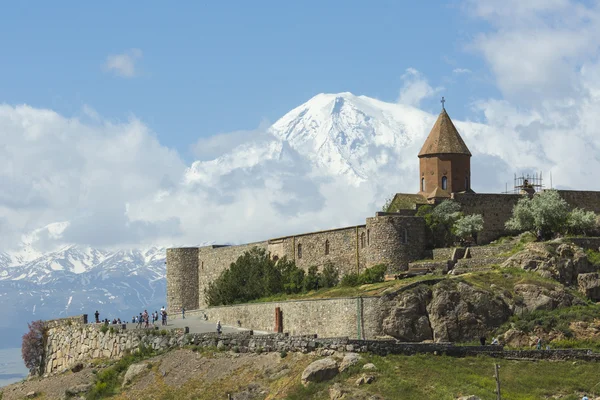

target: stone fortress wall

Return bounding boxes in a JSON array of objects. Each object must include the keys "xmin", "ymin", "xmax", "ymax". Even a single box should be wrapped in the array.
[
  {"xmin": 167, "ymin": 190, "xmax": 600, "ymax": 313},
  {"xmin": 168, "ymin": 213, "xmax": 428, "ymax": 311}
]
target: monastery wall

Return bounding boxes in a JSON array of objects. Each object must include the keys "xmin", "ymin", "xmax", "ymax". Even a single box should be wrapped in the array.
[
  {"xmin": 557, "ymin": 190, "xmax": 600, "ymax": 213},
  {"xmin": 199, "ymin": 296, "xmax": 382, "ymax": 340}
]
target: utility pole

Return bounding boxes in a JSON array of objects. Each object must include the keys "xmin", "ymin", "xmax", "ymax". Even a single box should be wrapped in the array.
[{"xmin": 494, "ymin": 363, "xmax": 501, "ymax": 400}]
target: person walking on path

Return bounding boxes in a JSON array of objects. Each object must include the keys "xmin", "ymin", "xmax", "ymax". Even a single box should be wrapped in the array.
[
  {"xmin": 536, "ymin": 337, "xmax": 542, "ymax": 350},
  {"xmin": 182, "ymin": 306, "xmax": 185, "ymax": 319},
  {"xmin": 216, "ymin": 320, "xmax": 222, "ymax": 335}
]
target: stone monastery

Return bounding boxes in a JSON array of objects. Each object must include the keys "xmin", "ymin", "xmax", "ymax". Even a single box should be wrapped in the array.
[{"xmin": 167, "ymin": 106, "xmax": 600, "ymax": 313}]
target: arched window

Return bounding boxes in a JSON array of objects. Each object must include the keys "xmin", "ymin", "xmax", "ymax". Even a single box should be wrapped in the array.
[
  {"xmin": 325, "ymin": 240, "xmax": 330, "ymax": 255},
  {"xmin": 403, "ymin": 228, "xmax": 409, "ymax": 244},
  {"xmin": 465, "ymin": 175, "xmax": 469, "ymax": 190},
  {"xmin": 360, "ymin": 232, "xmax": 365, "ymax": 249},
  {"xmin": 297, "ymin": 244, "xmax": 302, "ymax": 259},
  {"xmin": 421, "ymin": 178, "xmax": 425, "ymax": 192},
  {"xmin": 441, "ymin": 176, "xmax": 448, "ymax": 190},
  {"xmin": 367, "ymin": 229, "xmax": 370, "ymax": 246}
]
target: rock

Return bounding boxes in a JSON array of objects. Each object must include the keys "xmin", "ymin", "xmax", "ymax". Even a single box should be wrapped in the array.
[
  {"xmin": 329, "ymin": 383, "xmax": 347, "ymax": 400},
  {"xmin": 301, "ymin": 358, "xmax": 339, "ymax": 386},
  {"xmin": 457, "ymin": 396, "xmax": 481, "ymax": 400},
  {"xmin": 339, "ymin": 353, "xmax": 361, "ymax": 373},
  {"xmin": 426, "ymin": 281, "xmax": 511, "ymax": 342},
  {"xmin": 363, "ymin": 363, "xmax": 377, "ymax": 370},
  {"xmin": 513, "ymin": 283, "xmax": 581, "ymax": 314},
  {"xmin": 381, "ymin": 285, "xmax": 434, "ymax": 341},
  {"xmin": 502, "ymin": 242, "xmax": 595, "ymax": 285},
  {"xmin": 122, "ymin": 362, "xmax": 149, "ymax": 387},
  {"xmin": 65, "ymin": 383, "xmax": 92, "ymax": 396},
  {"xmin": 25, "ymin": 392, "xmax": 37, "ymax": 398},
  {"xmin": 70, "ymin": 363, "xmax": 84, "ymax": 373},
  {"xmin": 502, "ymin": 329, "xmax": 531, "ymax": 348},
  {"xmin": 578, "ymin": 272, "xmax": 600, "ymax": 301},
  {"xmin": 355, "ymin": 374, "xmax": 376, "ymax": 385}
]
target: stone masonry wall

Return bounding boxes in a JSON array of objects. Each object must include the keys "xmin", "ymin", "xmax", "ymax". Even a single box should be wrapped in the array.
[
  {"xmin": 167, "ymin": 248, "xmax": 199, "ymax": 314},
  {"xmin": 197, "ymin": 241, "xmax": 268, "ymax": 309},
  {"xmin": 41, "ymin": 316, "xmax": 599, "ymax": 375},
  {"xmin": 199, "ymin": 296, "xmax": 382, "ymax": 340},
  {"xmin": 366, "ymin": 215, "xmax": 427, "ymax": 272},
  {"xmin": 557, "ymin": 190, "xmax": 600, "ymax": 213},
  {"xmin": 452, "ymin": 193, "xmax": 523, "ymax": 244}
]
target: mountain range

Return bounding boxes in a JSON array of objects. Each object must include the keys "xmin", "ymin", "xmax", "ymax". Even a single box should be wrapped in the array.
[{"xmin": 0, "ymin": 92, "xmax": 492, "ymax": 349}]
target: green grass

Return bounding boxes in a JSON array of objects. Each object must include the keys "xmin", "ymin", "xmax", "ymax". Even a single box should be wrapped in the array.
[
  {"xmin": 499, "ymin": 232, "xmax": 537, "ymax": 256},
  {"xmin": 460, "ymin": 267, "xmax": 560, "ymax": 293},
  {"xmin": 586, "ymin": 249, "xmax": 600, "ymax": 267},
  {"xmin": 496, "ymin": 304, "xmax": 600, "ymax": 342},
  {"xmin": 284, "ymin": 353, "xmax": 600, "ymax": 399},
  {"xmin": 246, "ymin": 275, "xmax": 446, "ymax": 303},
  {"xmin": 86, "ymin": 343, "xmax": 157, "ymax": 400}
]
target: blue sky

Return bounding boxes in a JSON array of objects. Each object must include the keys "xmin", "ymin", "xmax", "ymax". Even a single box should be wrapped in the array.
[{"xmin": 0, "ymin": 1, "xmax": 493, "ymax": 159}]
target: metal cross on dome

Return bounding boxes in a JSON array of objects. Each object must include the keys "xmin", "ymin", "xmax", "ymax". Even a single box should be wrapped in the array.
[{"xmin": 441, "ymin": 97, "xmax": 446, "ymax": 110}]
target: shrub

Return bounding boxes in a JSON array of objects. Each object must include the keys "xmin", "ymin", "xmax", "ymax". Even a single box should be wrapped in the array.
[
  {"xmin": 232, "ymin": 346, "xmax": 240, "ymax": 353},
  {"xmin": 566, "ymin": 208, "xmax": 597, "ymax": 235},
  {"xmin": 109, "ymin": 326, "xmax": 115, "ymax": 334},
  {"xmin": 505, "ymin": 189, "xmax": 571, "ymax": 238},
  {"xmin": 453, "ymin": 214, "xmax": 484, "ymax": 242},
  {"xmin": 160, "ymin": 329, "xmax": 168, "ymax": 336},
  {"xmin": 318, "ymin": 261, "xmax": 339, "ymax": 289},
  {"xmin": 205, "ymin": 247, "xmax": 306, "ymax": 305},
  {"xmin": 21, "ymin": 320, "xmax": 47, "ymax": 376},
  {"xmin": 340, "ymin": 273, "xmax": 361, "ymax": 287},
  {"xmin": 100, "ymin": 325, "xmax": 109, "ymax": 334},
  {"xmin": 280, "ymin": 350, "xmax": 288, "ymax": 358},
  {"xmin": 303, "ymin": 266, "xmax": 320, "ymax": 292},
  {"xmin": 340, "ymin": 265, "xmax": 387, "ymax": 287},
  {"xmin": 417, "ymin": 200, "xmax": 463, "ymax": 247}
]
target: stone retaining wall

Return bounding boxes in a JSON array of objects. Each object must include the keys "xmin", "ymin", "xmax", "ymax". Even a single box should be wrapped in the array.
[
  {"xmin": 454, "ymin": 257, "xmax": 506, "ymax": 269},
  {"xmin": 41, "ymin": 317, "xmax": 600, "ymax": 376},
  {"xmin": 197, "ymin": 296, "xmax": 383, "ymax": 339}
]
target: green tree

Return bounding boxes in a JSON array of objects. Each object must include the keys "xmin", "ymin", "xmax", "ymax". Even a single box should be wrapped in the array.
[
  {"xmin": 318, "ymin": 261, "xmax": 339, "ymax": 288},
  {"xmin": 566, "ymin": 208, "xmax": 598, "ymax": 235},
  {"xmin": 417, "ymin": 200, "xmax": 463, "ymax": 247},
  {"xmin": 505, "ymin": 189, "xmax": 570, "ymax": 238},
  {"xmin": 453, "ymin": 214, "xmax": 484, "ymax": 242},
  {"xmin": 303, "ymin": 265, "xmax": 320, "ymax": 292}
]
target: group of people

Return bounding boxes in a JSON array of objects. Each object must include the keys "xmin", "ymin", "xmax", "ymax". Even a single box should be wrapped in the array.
[
  {"xmin": 132, "ymin": 307, "xmax": 169, "ymax": 328},
  {"xmin": 93, "ymin": 307, "xmax": 168, "ymax": 328}
]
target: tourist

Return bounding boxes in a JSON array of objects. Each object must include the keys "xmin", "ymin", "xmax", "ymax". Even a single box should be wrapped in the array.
[
  {"xmin": 536, "ymin": 337, "xmax": 542, "ymax": 350},
  {"xmin": 182, "ymin": 306, "xmax": 185, "ymax": 319},
  {"xmin": 132, "ymin": 316, "xmax": 135, "ymax": 323},
  {"xmin": 582, "ymin": 395, "xmax": 589, "ymax": 400},
  {"xmin": 216, "ymin": 320, "xmax": 222, "ymax": 335},
  {"xmin": 143, "ymin": 310, "xmax": 149, "ymax": 328},
  {"xmin": 155, "ymin": 311, "xmax": 159, "ymax": 324},
  {"xmin": 137, "ymin": 313, "xmax": 143, "ymax": 329},
  {"xmin": 162, "ymin": 309, "xmax": 168, "ymax": 326},
  {"xmin": 94, "ymin": 310, "xmax": 100, "ymax": 323},
  {"xmin": 491, "ymin": 337, "xmax": 499, "ymax": 345},
  {"xmin": 479, "ymin": 336, "xmax": 486, "ymax": 346}
]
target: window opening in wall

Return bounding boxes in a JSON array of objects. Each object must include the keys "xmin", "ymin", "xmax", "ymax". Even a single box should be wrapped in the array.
[
  {"xmin": 441, "ymin": 176, "xmax": 448, "ymax": 190},
  {"xmin": 367, "ymin": 229, "xmax": 370, "ymax": 246},
  {"xmin": 325, "ymin": 240, "xmax": 330, "ymax": 255},
  {"xmin": 297, "ymin": 243, "xmax": 302, "ymax": 259},
  {"xmin": 403, "ymin": 228, "xmax": 408, "ymax": 244},
  {"xmin": 465, "ymin": 175, "xmax": 469, "ymax": 190},
  {"xmin": 201, "ymin": 261, "xmax": 204, "ymax": 270},
  {"xmin": 421, "ymin": 177, "xmax": 425, "ymax": 192},
  {"xmin": 360, "ymin": 232, "xmax": 365, "ymax": 248}
]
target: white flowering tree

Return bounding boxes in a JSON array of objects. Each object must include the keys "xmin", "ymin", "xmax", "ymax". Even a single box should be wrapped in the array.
[{"xmin": 454, "ymin": 214, "xmax": 484, "ymax": 243}]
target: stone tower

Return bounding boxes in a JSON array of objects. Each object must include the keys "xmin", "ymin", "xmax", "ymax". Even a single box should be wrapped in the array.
[{"xmin": 418, "ymin": 105, "xmax": 472, "ymax": 200}]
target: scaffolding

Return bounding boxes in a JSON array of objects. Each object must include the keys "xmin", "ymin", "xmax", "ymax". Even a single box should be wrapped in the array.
[{"xmin": 503, "ymin": 172, "xmax": 544, "ymax": 194}]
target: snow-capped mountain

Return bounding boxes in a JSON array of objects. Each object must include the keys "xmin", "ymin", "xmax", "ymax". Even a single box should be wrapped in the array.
[{"xmin": 0, "ymin": 245, "xmax": 167, "ymax": 348}]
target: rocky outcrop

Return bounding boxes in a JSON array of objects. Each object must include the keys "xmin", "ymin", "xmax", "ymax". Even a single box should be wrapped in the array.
[
  {"xmin": 502, "ymin": 242, "xmax": 597, "ymax": 286},
  {"xmin": 301, "ymin": 358, "xmax": 339, "ymax": 386},
  {"xmin": 427, "ymin": 281, "xmax": 511, "ymax": 342},
  {"xmin": 381, "ymin": 281, "xmax": 511, "ymax": 342},
  {"xmin": 122, "ymin": 362, "xmax": 150, "ymax": 387},
  {"xmin": 382, "ymin": 286, "xmax": 433, "ymax": 341},
  {"xmin": 578, "ymin": 272, "xmax": 600, "ymax": 301},
  {"xmin": 513, "ymin": 283, "xmax": 584, "ymax": 314},
  {"xmin": 339, "ymin": 353, "xmax": 361, "ymax": 373}
]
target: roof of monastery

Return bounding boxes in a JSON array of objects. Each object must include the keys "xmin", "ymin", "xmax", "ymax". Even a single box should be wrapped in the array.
[{"xmin": 418, "ymin": 109, "xmax": 472, "ymax": 157}]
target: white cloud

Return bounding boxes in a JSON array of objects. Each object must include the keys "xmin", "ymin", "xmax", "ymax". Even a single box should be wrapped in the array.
[
  {"xmin": 397, "ymin": 68, "xmax": 444, "ymax": 107},
  {"xmin": 103, "ymin": 49, "xmax": 143, "ymax": 78},
  {"xmin": 453, "ymin": 68, "xmax": 471, "ymax": 74}
]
